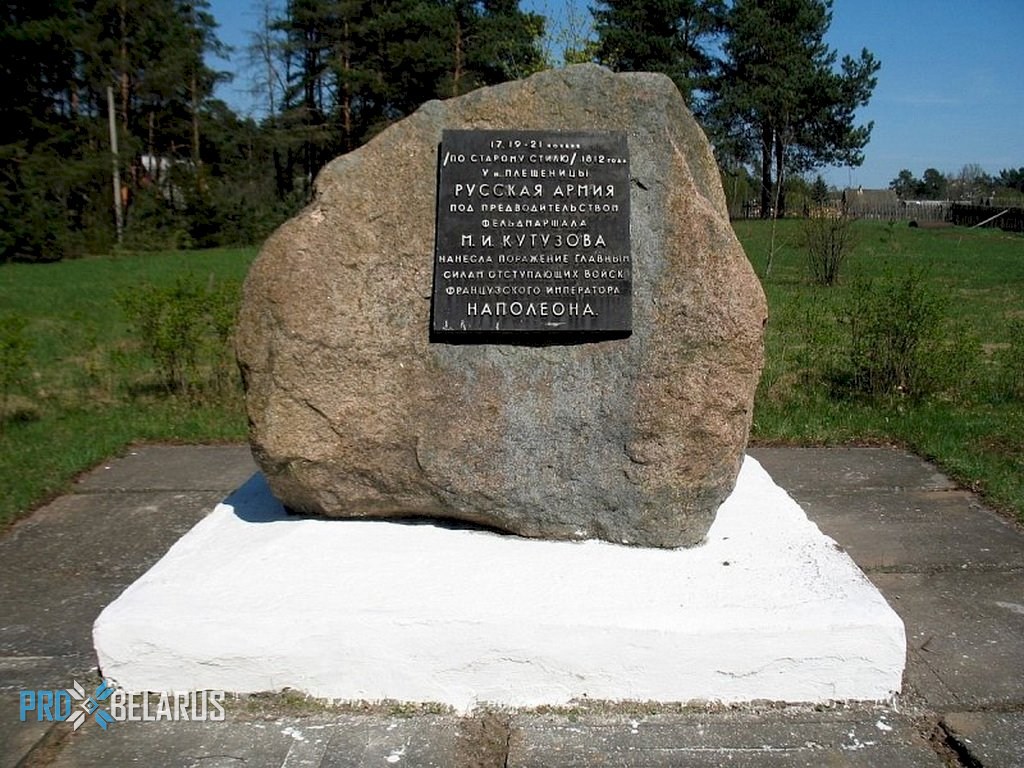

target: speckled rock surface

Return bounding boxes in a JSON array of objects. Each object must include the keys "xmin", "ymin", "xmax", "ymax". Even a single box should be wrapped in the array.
[{"xmin": 235, "ymin": 64, "xmax": 767, "ymax": 548}]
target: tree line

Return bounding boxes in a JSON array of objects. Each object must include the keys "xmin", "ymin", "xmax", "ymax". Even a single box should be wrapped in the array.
[
  {"xmin": 249, "ymin": 0, "xmax": 543, "ymax": 202},
  {"xmin": 1, "ymin": 0, "xmax": 544, "ymax": 261},
  {"xmin": 890, "ymin": 165, "xmax": 1024, "ymax": 203},
  {"xmin": 3, "ymin": 0, "xmax": 229, "ymax": 259},
  {"xmin": 0, "ymin": 0, "xmax": 902, "ymax": 261}
]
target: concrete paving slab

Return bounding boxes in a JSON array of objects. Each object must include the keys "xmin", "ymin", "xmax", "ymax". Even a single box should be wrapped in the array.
[
  {"xmin": 874, "ymin": 571, "xmax": 1024, "ymax": 709},
  {"xmin": 44, "ymin": 718, "xmax": 296, "ymax": 768},
  {"xmin": 749, "ymin": 446, "xmax": 956, "ymax": 494},
  {"xmin": 0, "ymin": 711, "xmax": 50, "ymax": 768},
  {"xmin": 508, "ymin": 709, "xmax": 945, "ymax": 767},
  {"xmin": 17, "ymin": 705, "xmax": 950, "ymax": 768},
  {"xmin": 43, "ymin": 714, "xmax": 467, "ymax": 768},
  {"xmin": 0, "ymin": 490, "xmax": 225, "ymax": 656},
  {"xmin": 776, "ymin": 488, "xmax": 1024, "ymax": 572},
  {"xmin": 318, "ymin": 715, "xmax": 463, "ymax": 768},
  {"xmin": 0, "ymin": 658, "xmax": 100, "ymax": 768},
  {"xmin": 0, "ymin": 655, "xmax": 96, "ymax": 695},
  {"xmin": 942, "ymin": 711, "xmax": 1024, "ymax": 768},
  {"xmin": 74, "ymin": 444, "xmax": 257, "ymax": 493},
  {"xmin": 901, "ymin": 650, "xmax": 958, "ymax": 708},
  {"xmin": 1, "ymin": 469, "xmax": 236, "ymax": 768}
]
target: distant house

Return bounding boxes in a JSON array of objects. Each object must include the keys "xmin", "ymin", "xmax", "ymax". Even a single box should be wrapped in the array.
[
  {"xmin": 842, "ymin": 187, "xmax": 950, "ymax": 222},
  {"xmin": 139, "ymin": 154, "xmax": 188, "ymax": 208},
  {"xmin": 901, "ymin": 198, "xmax": 950, "ymax": 223},
  {"xmin": 842, "ymin": 187, "xmax": 899, "ymax": 219}
]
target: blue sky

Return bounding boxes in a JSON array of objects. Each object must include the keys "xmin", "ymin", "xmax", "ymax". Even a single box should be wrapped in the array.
[{"xmin": 206, "ymin": 0, "xmax": 1023, "ymax": 189}]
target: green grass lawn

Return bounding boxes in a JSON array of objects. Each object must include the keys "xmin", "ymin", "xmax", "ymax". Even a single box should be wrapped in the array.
[
  {"xmin": 1, "ymin": 223, "xmax": 1021, "ymax": 529},
  {"xmin": 0, "ymin": 248, "xmax": 257, "ymax": 527},
  {"xmin": 735, "ymin": 219, "xmax": 1024, "ymax": 522}
]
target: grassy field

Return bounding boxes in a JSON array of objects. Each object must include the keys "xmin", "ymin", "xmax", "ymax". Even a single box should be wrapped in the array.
[
  {"xmin": 735, "ymin": 219, "xmax": 1024, "ymax": 522},
  {"xmin": 0, "ymin": 221, "xmax": 1021, "ymax": 529},
  {"xmin": 0, "ymin": 248, "xmax": 256, "ymax": 527}
]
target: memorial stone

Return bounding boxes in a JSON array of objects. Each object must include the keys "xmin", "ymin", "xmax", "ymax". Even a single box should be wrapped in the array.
[{"xmin": 235, "ymin": 64, "xmax": 767, "ymax": 548}]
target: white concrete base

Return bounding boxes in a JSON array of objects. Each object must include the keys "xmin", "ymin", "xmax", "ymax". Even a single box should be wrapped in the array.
[{"xmin": 93, "ymin": 457, "xmax": 905, "ymax": 713}]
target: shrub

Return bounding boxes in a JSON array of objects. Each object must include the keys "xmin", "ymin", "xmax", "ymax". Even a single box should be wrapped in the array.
[
  {"xmin": 121, "ymin": 187, "xmax": 193, "ymax": 252},
  {"xmin": 0, "ymin": 315, "xmax": 33, "ymax": 428},
  {"xmin": 206, "ymin": 276, "xmax": 243, "ymax": 395},
  {"xmin": 844, "ymin": 269, "xmax": 946, "ymax": 398},
  {"xmin": 117, "ymin": 274, "xmax": 241, "ymax": 398},
  {"xmin": 803, "ymin": 205, "xmax": 856, "ymax": 286},
  {"xmin": 999, "ymin": 319, "xmax": 1024, "ymax": 400}
]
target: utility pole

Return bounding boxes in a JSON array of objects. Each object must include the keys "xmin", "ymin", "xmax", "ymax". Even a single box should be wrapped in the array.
[{"xmin": 107, "ymin": 86, "xmax": 124, "ymax": 245}]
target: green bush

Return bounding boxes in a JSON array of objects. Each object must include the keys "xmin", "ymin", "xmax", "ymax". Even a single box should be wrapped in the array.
[
  {"xmin": 122, "ymin": 187, "xmax": 193, "ymax": 252},
  {"xmin": 802, "ymin": 206, "xmax": 856, "ymax": 286},
  {"xmin": 999, "ymin": 319, "xmax": 1024, "ymax": 400},
  {"xmin": 117, "ymin": 274, "xmax": 241, "ymax": 399},
  {"xmin": 844, "ymin": 269, "xmax": 946, "ymax": 398},
  {"xmin": 0, "ymin": 314, "xmax": 33, "ymax": 428}
]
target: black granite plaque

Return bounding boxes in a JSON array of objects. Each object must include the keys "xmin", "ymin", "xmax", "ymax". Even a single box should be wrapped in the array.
[{"xmin": 432, "ymin": 130, "xmax": 630, "ymax": 335}]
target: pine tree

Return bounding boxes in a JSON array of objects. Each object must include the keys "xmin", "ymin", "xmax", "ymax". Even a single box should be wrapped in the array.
[
  {"xmin": 266, "ymin": 0, "xmax": 543, "ymax": 195},
  {"xmin": 710, "ymin": 0, "xmax": 879, "ymax": 218},
  {"xmin": 592, "ymin": 0, "xmax": 724, "ymax": 108},
  {"xmin": 0, "ymin": 0, "xmax": 84, "ymax": 259},
  {"xmin": 810, "ymin": 174, "xmax": 829, "ymax": 205},
  {"xmin": 1, "ymin": 0, "xmax": 543, "ymax": 258}
]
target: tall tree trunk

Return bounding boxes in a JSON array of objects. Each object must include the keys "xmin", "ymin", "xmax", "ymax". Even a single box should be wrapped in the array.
[
  {"xmin": 759, "ymin": 124, "xmax": 772, "ymax": 219},
  {"xmin": 191, "ymin": 71, "xmax": 204, "ymax": 191},
  {"xmin": 452, "ymin": 18, "xmax": 464, "ymax": 97},
  {"xmin": 118, "ymin": 0, "xmax": 136, "ymax": 192},
  {"xmin": 303, "ymin": 28, "xmax": 318, "ymax": 184},
  {"xmin": 774, "ymin": 134, "xmax": 787, "ymax": 218},
  {"xmin": 118, "ymin": 0, "xmax": 129, "ymax": 133},
  {"xmin": 273, "ymin": 146, "xmax": 298, "ymax": 200},
  {"xmin": 340, "ymin": 21, "xmax": 353, "ymax": 151},
  {"xmin": 190, "ymin": 6, "xmax": 203, "ymax": 190}
]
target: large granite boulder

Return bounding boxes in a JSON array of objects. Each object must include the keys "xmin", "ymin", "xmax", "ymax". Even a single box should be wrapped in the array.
[{"xmin": 235, "ymin": 64, "xmax": 767, "ymax": 548}]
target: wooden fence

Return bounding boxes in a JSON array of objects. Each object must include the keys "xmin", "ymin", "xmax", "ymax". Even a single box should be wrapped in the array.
[
  {"xmin": 893, "ymin": 200, "xmax": 949, "ymax": 223},
  {"xmin": 949, "ymin": 204, "xmax": 1024, "ymax": 233},
  {"xmin": 734, "ymin": 200, "xmax": 1024, "ymax": 232},
  {"xmin": 734, "ymin": 199, "xmax": 950, "ymax": 222}
]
